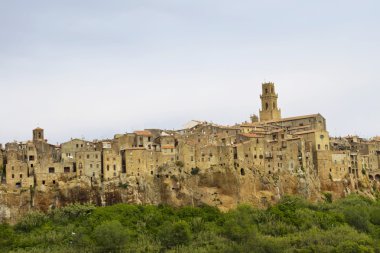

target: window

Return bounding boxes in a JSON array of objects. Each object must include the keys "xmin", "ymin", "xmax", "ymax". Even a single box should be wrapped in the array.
[
  {"xmin": 76, "ymin": 144, "xmax": 79, "ymax": 148},
  {"xmin": 20, "ymin": 174, "xmax": 22, "ymax": 178},
  {"xmin": 113, "ymin": 165, "xmax": 116, "ymax": 171},
  {"xmin": 53, "ymin": 180, "xmax": 56, "ymax": 184},
  {"xmin": 42, "ymin": 180, "xmax": 45, "ymax": 185},
  {"xmin": 12, "ymin": 174, "xmax": 14, "ymax": 179},
  {"xmin": 87, "ymin": 155, "xmax": 90, "ymax": 159},
  {"xmin": 107, "ymin": 165, "xmax": 110, "ymax": 171},
  {"xmin": 64, "ymin": 167, "xmax": 70, "ymax": 173},
  {"xmin": 318, "ymin": 144, "xmax": 321, "ymax": 150},
  {"xmin": 49, "ymin": 167, "xmax": 55, "ymax": 173}
]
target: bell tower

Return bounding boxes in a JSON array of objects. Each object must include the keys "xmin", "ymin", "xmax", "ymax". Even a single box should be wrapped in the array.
[
  {"xmin": 259, "ymin": 82, "xmax": 281, "ymax": 122},
  {"xmin": 33, "ymin": 127, "xmax": 45, "ymax": 142}
]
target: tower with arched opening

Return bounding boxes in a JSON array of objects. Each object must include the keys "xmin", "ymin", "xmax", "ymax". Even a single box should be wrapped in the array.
[{"xmin": 259, "ymin": 82, "xmax": 281, "ymax": 122}]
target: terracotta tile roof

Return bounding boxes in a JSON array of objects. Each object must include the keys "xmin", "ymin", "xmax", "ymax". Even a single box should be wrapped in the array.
[
  {"xmin": 239, "ymin": 133, "xmax": 258, "ymax": 138},
  {"xmin": 134, "ymin": 130, "xmax": 153, "ymax": 137},
  {"xmin": 161, "ymin": 145, "xmax": 175, "ymax": 149}
]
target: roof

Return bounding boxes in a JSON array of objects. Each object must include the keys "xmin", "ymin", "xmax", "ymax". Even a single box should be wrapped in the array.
[
  {"xmin": 161, "ymin": 145, "xmax": 175, "ymax": 149},
  {"xmin": 288, "ymin": 125, "xmax": 312, "ymax": 130},
  {"xmin": 294, "ymin": 130, "xmax": 318, "ymax": 135},
  {"xmin": 33, "ymin": 127, "xmax": 43, "ymax": 131},
  {"xmin": 239, "ymin": 133, "xmax": 258, "ymax": 138},
  {"xmin": 263, "ymin": 114, "xmax": 323, "ymax": 124},
  {"xmin": 134, "ymin": 130, "xmax": 153, "ymax": 137},
  {"xmin": 183, "ymin": 120, "xmax": 204, "ymax": 129}
]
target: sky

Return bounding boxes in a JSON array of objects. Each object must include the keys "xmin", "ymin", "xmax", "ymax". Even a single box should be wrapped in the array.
[{"xmin": 0, "ymin": 0, "xmax": 379, "ymax": 144}]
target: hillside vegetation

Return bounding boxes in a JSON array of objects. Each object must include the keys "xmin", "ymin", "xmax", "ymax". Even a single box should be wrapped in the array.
[{"xmin": 1, "ymin": 195, "xmax": 380, "ymax": 253}]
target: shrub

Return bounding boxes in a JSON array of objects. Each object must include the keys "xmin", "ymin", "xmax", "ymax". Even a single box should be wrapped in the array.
[
  {"xmin": 92, "ymin": 220, "xmax": 129, "ymax": 252},
  {"xmin": 191, "ymin": 167, "xmax": 200, "ymax": 175},
  {"xmin": 175, "ymin": 161, "xmax": 184, "ymax": 167},
  {"xmin": 323, "ymin": 192, "xmax": 333, "ymax": 203},
  {"xmin": 369, "ymin": 207, "xmax": 380, "ymax": 226},
  {"xmin": 50, "ymin": 204, "xmax": 95, "ymax": 224},
  {"xmin": 15, "ymin": 211, "xmax": 48, "ymax": 232},
  {"xmin": 343, "ymin": 207, "xmax": 370, "ymax": 232},
  {"xmin": 159, "ymin": 220, "xmax": 192, "ymax": 249}
]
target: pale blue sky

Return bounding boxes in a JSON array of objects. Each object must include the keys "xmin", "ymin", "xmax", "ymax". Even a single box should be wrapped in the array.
[{"xmin": 0, "ymin": 0, "xmax": 379, "ymax": 144}]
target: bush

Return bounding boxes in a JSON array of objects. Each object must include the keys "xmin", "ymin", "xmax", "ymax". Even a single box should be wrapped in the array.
[
  {"xmin": 323, "ymin": 192, "xmax": 333, "ymax": 203},
  {"xmin": 191, "ymin": 167, "xmax": 200, "ymax": 175},
  {"xmin": 92, "ymin": 220, "xmax": 129, "ymax": 252},
  {"xmin": 0, "ymin": 224, "xmax": 15, "ymax": 250},
  {"xmin": 15, "ymin": 211, "xmax": 48, "ymax": 232},
  {"xmin": 369, "ymin": 207, "xmax": 380, "ymax": 226},
  {"xmin": 343, "ymin": 207, "xmax": 370, "ymax": 232},
  {"xmin": 175, "ymin": 161, "xmax": 184, "ymax": 167},
  {"xmin": 159, "ymin": 220, "xmax": 192, "ymax": 249},
  {"xmin": 50, "ymin": 204, "xmax": 95, "ymax": 224}
]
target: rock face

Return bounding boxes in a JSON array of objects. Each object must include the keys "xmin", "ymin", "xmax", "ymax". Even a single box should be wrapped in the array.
[{"xmin": 1, "ymin": 165, "xmax": 377, "ymax": 224}]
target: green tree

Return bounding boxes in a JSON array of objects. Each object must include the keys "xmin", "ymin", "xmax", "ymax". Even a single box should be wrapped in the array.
[
  {"xmin": 159, "ymin": 220, "xmax": 192, "ymax": 249},
  {"xmin": 15, "ymin": 211, "xmax": 47, "ymax": 232},
  {"xmin": 92, "ymin": 220, "xmax": 129, "ymax": 252}
]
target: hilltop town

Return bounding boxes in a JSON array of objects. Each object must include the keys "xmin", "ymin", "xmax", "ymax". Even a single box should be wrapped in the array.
[{"xmin": 0, "ymin": 82, "xmax": 379, "ymax": 222}]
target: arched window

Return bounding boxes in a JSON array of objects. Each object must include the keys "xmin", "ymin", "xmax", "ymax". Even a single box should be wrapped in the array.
[{"xmin": 265, "ymin": 103, "xmax": 269, "ymax": 110}]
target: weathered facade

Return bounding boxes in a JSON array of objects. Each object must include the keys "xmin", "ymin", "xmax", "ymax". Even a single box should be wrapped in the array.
[{"xmin": 0, "ymin": 82, "xmax": 378, "ymax": 222}]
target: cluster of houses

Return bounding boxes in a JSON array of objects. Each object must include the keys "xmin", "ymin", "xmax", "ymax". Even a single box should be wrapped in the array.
[{"xmin": 1, "ymin": 82, "xmax": 379, "ymax": 191}]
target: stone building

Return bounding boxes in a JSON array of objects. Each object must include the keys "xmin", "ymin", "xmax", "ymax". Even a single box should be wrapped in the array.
[
  {"xmin": 103, "ymin": 142, "xmax": 122, "ymax": 181},
  {"xmin": 2, "ymin": 81, "xmax": 378, "ymax": 201},
  {"xmin": 76, "ymin": 150, "xmax": 102, "ymax": 180}
]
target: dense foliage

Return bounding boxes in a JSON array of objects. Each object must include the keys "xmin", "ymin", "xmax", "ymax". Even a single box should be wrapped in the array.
[{"xmin": 1, "ymin": 195, "xmax": 380, "ymax": 252}]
